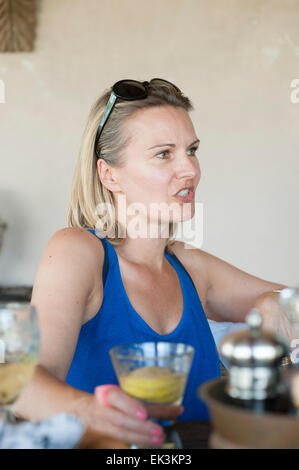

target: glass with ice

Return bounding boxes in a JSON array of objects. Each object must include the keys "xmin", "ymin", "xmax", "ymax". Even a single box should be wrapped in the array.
[{"xmin": 110, "ymin": 342, "xmax": 194, "ymax": 448}]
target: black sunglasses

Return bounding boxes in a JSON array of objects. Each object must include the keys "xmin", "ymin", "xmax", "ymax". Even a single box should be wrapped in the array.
[{"xmin": 94, "ymin": 78, "xmax": 180, "ymax": 159}]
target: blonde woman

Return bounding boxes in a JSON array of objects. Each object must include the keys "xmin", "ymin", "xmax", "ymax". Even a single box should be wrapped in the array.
[{"xmin": 15, "ymin": 79, "xmax": 286, "ymax": 447}]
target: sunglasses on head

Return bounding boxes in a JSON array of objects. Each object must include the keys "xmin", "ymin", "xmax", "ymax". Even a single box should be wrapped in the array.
[{"xmin": 94, "ymin": 78, "xmax": 180, "ymax": 159}]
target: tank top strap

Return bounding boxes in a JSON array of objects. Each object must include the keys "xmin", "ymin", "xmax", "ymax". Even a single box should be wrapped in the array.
[
  {"xmin": 165, "ymin": 251, "xmax": 198, "ymax": 293},
  {"xmin": 87, "ymin": 230, "xmax": 115, "ymax": 287}
]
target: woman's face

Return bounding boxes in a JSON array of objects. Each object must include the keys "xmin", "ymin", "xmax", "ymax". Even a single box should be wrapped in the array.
[{"xmin": 112, "ymin": 105, "xmax": 201, "ymax": 227}]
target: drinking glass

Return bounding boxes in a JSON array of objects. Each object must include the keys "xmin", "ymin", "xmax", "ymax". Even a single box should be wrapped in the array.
[
  {"xmin": 0, "ymin": 302, "xmax": 40, "ymax": 422},
  {"xmin": 110, "ymin": 341, "xmax": 194, "ymax": 449}
]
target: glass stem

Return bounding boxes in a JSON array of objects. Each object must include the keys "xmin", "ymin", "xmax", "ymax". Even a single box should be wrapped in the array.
[{"xmin": 0, "ymin": 406, "xmax": 17, "ymax": 423}]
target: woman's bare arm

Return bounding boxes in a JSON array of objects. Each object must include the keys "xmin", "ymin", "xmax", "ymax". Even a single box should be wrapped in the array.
[
  {"xmin": 203, "ymin": 250, "xmax": 286, "ymax": 323},
  {"xmin": 172, "ymin": 241, "xmax": 286, "ymax": 323},
  {"xmin": 14, "ymin": 227, "xmax": 102, "ymax": 417},
  {"xmin": 14, "ymin": 365, "xmax": 93, "ymax": 421}
]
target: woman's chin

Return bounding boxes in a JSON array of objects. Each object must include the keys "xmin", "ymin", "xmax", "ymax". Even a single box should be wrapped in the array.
[{"xmin": 171, "ymin": 204, "xmax": 195, "ymax": 224}]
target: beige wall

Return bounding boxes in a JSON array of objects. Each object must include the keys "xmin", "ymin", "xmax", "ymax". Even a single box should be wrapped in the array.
[{"xmin": 0, "ymin": 0, "xmax": 298, "ymax": 286}]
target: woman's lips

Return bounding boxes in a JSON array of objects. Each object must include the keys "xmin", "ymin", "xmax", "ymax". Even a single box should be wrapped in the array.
[{"xmin": 173, "ymin": 190, "xmax": 195, "ymax": 203}]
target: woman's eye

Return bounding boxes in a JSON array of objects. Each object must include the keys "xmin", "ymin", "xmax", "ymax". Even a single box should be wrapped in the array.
[
  {"xmin": 187, "ymin": 146, "xmax": 198, "ymax": 156},
  {"xmin": 155, "ymin": 147, "xmax": 198, "ymax": 160},
  {"xmin": 156, "ymin": 150, "xmax": 169, "ymax": 159}
]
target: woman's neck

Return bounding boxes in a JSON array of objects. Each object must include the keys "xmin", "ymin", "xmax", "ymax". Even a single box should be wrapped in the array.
[{"xmin": 115, "ymin": 237, "xmax": 169, "ymax": 272}]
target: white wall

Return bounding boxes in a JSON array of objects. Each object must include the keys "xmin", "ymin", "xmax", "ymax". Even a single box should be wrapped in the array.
[{"xmin": 0, "ymin": 0, "xmax": 298, "ymax": 286}]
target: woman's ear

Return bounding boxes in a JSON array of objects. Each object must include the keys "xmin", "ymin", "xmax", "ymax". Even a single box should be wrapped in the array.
[{"xmin": 97, "ymin": 158, "xmax": 122, "ymax": 193}]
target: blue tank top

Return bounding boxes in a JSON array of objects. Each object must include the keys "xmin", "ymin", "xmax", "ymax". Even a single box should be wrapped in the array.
[{"xmin": 66, "ymin": 230, "xmax": 221, "ymax": 420}]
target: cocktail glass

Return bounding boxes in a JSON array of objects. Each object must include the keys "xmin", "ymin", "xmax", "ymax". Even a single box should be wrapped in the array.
[
  {"xmin": 110, "ymin": 341, "xmax": 194, "ymax": 448},
  {"xmin": 0, "ymin": 302, "xmax": 40, "ymax": 422}
]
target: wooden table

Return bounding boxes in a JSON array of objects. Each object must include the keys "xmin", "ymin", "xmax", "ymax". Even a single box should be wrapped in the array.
[{"xmin": 79, "ymin": 420, "xmax": 212, "ymax": 449}]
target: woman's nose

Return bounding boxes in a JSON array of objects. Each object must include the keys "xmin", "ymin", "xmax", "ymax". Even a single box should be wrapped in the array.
[{"xmin": 174, "ymin": 154, "xmax": 200, "ymax": 179}]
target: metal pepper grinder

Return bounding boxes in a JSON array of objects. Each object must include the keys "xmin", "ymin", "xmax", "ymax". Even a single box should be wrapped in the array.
[{"xmin": 219, "ymin": 308, "xmax": 292, "ymax": 414}]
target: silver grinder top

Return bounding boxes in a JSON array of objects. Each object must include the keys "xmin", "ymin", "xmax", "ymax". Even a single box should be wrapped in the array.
[{"xmin": 220, "ymin": 308, "xmax": 289, "ymax": 400}]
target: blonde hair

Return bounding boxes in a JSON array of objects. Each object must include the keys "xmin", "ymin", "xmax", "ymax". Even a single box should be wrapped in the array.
[{"xmin": 66, "ymin": 79, "xmax": 193, "ymax": 253}]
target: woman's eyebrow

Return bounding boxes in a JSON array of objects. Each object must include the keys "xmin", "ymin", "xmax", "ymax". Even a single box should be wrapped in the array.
[{"xmin": 147, "ymin": 139, "xmax": 200, "ymax": 150}]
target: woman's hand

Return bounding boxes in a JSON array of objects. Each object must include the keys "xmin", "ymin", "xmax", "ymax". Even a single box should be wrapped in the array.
[
  {"xmin": 81, "ymin": 385, "xmax": 183, "ymax": 447},
  {"xmin": 253, "ymin": 291, "xmax": 293, "ymax": 344}
]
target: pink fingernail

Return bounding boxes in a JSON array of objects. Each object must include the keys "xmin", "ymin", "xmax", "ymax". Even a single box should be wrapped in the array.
[
  {"xmin": 152, "ymin": 436, "xmax": 164, "ymax": 445},
  {"xmin": 151, "ymin": 427, "xmax": 163, "ymax": 436},
  {"xmin": 136, "ymin": 409, "xmax": 147, "ymax": 420}
]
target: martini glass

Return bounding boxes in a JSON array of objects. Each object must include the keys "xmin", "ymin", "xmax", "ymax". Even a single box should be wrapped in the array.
[
  {"xmin": 0, "ymin": 302, "xmax": 40, "ymax": 422},
  {"xmin": 110, "ymin": 341, "xmax": 194, "ymax": 449}
]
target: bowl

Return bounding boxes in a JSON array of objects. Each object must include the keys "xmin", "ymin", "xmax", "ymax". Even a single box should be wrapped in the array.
[{"xmin": 199, "ymin": 377, "xmax": 299, "ymax": 449}]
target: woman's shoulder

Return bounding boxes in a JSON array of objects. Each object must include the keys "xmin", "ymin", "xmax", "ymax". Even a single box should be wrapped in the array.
[
  {"xmin": 49, "ymin": 227, "xmax": 104, "ymax": 254},
  {"xmin": 170, "ymin": 241, "xmax": 210, "ymax": 305},
  {"xmin": 38, "ymin": 227, "xmax": 105, "ymax": 323},
  {"xmin": 44, "ymin": 227, "xmax": 105, "ymax": 279},
  {"xmin": 170, "ymin": 240, "xmax": 208, "ymax": 272}
]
